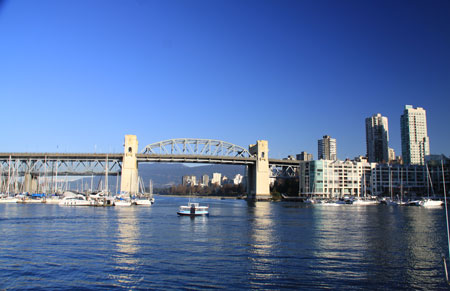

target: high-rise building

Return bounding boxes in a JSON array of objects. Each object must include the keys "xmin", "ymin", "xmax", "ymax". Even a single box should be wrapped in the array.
[
  {"xmin": 201, "ymin": 174, "xmax": 210, "ymax": 186},
  {"xmin": 318, "ymin": 135, "xmax": 337, "ymax": 160},
  {"xmin": 365, "ymin": 113, "xmax": 389, "ymax": 163},
  {"xmin": 297, "ymin": 151, "xmax": 313, "ymax": 161},
  {"xmin": 400, "ymin": 105, "xmax": 430, "ymax": 165},
  {"xmin": 182, "ymin": 175, "xmax": 197, "ymax": 186},
  {"xmin": 388, "ymin": 148, "xmax": 396, "ymax": 162},
  {"xmin": 211, "ymin": 173, "xmax": 222, "ymax": 185}
]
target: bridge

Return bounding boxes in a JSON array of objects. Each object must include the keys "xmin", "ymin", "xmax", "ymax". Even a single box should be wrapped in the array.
[{"xmin": 0, "ymin": 135, "xmax": 300, "ymax": 199}]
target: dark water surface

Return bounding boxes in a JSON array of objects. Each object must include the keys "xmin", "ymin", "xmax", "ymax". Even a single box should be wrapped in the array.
[{"xmin": 0, "ymin": 196, "xmax": 449, "ymax": 290}]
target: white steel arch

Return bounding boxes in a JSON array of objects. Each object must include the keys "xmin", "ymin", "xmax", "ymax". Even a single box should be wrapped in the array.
[{"xmin": 141, "ymin": 138, "xmax": 251, "ymax": 158}]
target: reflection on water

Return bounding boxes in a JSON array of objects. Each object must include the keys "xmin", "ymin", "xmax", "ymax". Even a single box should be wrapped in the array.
[
  {"xmin": 248, "ymin": 202, "xmax": 279, "ymax": 287},
  {"xmin": 404, "ymin": 208, "xmax": 444, "ymax": 288},
  {"xmin": 111, "ymin": 207, "xmax": 142, "ymax": 288},
  {"xmin": 0, "ymin": 200, "xmax": 449, "ymax": 290},
  {"xmin": 311, "ymin": 206, "xmax": 371, "ymax": 285}
]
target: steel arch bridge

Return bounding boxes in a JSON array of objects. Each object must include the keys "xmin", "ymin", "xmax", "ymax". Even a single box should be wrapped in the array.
[{"xmin": 141, "ymin": 138, "xmax": 252, "ymax": 158}]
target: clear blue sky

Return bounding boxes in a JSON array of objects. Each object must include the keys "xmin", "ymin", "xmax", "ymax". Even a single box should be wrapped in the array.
[{"xmin": 0, "ymin": 0, "xmax": 449, "ymax": 159}]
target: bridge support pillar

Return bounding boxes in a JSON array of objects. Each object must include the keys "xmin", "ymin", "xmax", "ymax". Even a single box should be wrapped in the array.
[
  {"xmin": 120, "ymin": 135, "xmax": 139, "ymax": 195},
  {"xmin": 247, "ymin": 140, "xmax": 271, "ymax": 200},
  {"xmin": 23, "ymin": 174, "xmax": 38, "ymax": 193}
]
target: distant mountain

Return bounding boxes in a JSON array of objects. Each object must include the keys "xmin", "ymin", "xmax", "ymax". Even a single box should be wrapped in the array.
[
  {"xmin": 138, "ymin": 163, "xmax": 246, "ymax": 187},
  {"xmin": 67, "ymin": 163, "xmax": 245, "ymax": 192}
]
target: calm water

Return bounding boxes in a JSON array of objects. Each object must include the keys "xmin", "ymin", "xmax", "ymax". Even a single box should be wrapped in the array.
[{"xmin": 0, "ymin": 196, "xmax": 449, "ymax": 290}]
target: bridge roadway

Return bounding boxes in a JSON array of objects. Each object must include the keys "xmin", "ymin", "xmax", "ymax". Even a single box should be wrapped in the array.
[{"xmin": 0, "ymin": 153, "xmax": 300, "ymax": 168}]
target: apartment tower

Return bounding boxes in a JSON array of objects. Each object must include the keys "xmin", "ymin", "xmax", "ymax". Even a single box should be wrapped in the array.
[
  {"xmin": 365, "ymin": 113, "xmax": 389, "ymax": 163},
  {"xmin": 318, "ymin": 135, "xmax": 337, "ymax": 160},
  {"xmin": 400, "ymin": 105, "xmax": 430, "ymax": 165}
]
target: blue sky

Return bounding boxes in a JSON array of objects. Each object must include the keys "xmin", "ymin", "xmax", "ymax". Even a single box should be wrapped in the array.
[{"xmin": 0, "ymin": 0, "xmax": 449, "ymax": 159}]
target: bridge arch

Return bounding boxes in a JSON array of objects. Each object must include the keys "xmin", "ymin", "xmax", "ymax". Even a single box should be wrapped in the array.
[{"xmin": 141, "ymin": 138, "xmax": 252, "ymax": 158}]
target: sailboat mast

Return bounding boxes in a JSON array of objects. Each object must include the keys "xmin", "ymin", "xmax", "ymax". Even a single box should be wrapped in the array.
[
  {"xmin": 105, "ymin": 155, "xmax": 109, "ymax": 194},
  {"xmin": 442, "ymin": 160, "xmax": 450, "ymax": 265},
  {"xmin": 7, "ymin": 155, "xmax": 11, "ymax": 195}
]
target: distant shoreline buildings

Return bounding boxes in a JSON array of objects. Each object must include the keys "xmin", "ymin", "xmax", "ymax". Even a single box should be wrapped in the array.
[{"xmin": 297, "ymin": 105, "xmax": 448, "ymax": 198}]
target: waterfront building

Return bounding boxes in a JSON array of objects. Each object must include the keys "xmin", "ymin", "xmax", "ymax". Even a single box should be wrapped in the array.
[
  {"xmin": 201, "ymin": 174, "xmax": 210, "ymax": 186},
  {"xmin": 182, "ymin": 175, "xmax": 197, "ymax": 186},
  {"xmin": 298, "ymin": 159, "xmax": 375, "ymax": 198},
  {"xmin": 366, "ymin": 113, "xmax": 389, "ymax": 163},
  {"xmin": 400, "ymin": 105, "xmax": 430, "ymax": 165},
  {"xmin": 318, "ymin": 135, "xmax": 337, "ymax": 160},
  {"xmin": 371, "ymin": 164, "xmax": 426, "ymax": 196},
  {"xmin": 211, "ymin": 173, "xmax": 222, "ymax": 186},
  {"xmin": 297, "ymin": 151, "xmax": 313, "ymax": 161},
  {"xmin": 299, "ymin": 155, "xmax": 449, "ymax": 198}
]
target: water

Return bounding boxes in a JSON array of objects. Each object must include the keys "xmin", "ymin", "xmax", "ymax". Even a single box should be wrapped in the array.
[{"xmin": 0, "ymin": 196, "xmax": 449, "ymax": 290}]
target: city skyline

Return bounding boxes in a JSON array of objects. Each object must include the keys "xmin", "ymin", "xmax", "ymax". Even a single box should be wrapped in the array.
[{"xmin": 0, "ymin": 1, "xmax": 449, "ymax": 159}]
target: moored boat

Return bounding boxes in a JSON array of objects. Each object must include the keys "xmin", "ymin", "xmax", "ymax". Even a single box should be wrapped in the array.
[
  {"xmin": 114, "ymin": 194, "xmax": 132, "ymax": 206},
  {"xmin": 134, "ymin": 197, "xmax": 154, "ymax": 206},
  {"xmin": 59, "ymin": 194, "xmax": 91, "ymax": 206},
  {"xmin": 352, "ymin": 198, "xmax": 378, "ymax": 205},
  {"xmin": 0, "ymin": 194, "xmax": 18, "ymax": 203},
  {"xmin": 421, "ymin": 198, "xmax": 444, "ymax": 207}
]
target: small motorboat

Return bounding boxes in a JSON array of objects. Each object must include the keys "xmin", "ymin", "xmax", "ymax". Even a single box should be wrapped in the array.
[
  {"xmin": 177, "ymin": 202, "xmax": 209, "ymax": 216},
  {"xmin": 59, "ymin": 195, "xmax": 91, "ymax": 206},
  {"xmin": 421, "ymin": 198, "xmax": 444, "ymax": 207}
]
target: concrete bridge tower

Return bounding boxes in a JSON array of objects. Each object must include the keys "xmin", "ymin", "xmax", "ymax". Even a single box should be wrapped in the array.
[
  {"xmin": 247, "ymin": 140, "xmax": 271, "ymax": 200},
  {"xmin": 120, "ymin": 135, "xmax": 139, "ymax": 194}
]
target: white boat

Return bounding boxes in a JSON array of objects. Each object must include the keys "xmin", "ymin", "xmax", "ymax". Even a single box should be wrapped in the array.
[
  {"xmin": 134, "ymin": 197, "xmax": 154, "ymax": 206},
  {"xmin": 177, "ymin": 202, "xmax": 209, "ymax": 216},
  {"xmin": 115, "ymin": 199, "xmax": 132, "ymax": 206},
  {"xmin": 114, "ymin": 194, "xmax": 132, "ymax": 206},
  {"xmin": 421, "ymin": 164, "xmax": 444, "ymax": 207},
  {"xmin": 133, "ymin": 178, "xmax": 155, "ymax": 206},
  {"xmin": 17, "ymin": 195, "xmax": 46, "ymax": 203},
  {"xmin": 0, "ymin": 196, "xmax": 18, "ymax": 203},
  {"xmin": 45, "ymin": 195, "xmax": 63, "ymax": 204},
  {"xmin": 421, "ymin": 198, "xmax": 444, "ymax": 207},
  {"xmin": 323, "ymin": 200, "xmax": 347, "ymax": 206},
  {"xmin": 59, "ymin": 195, "xmax": 91, "ymax": 206},
  {"xmin": 352, "ymin": 198, "xmax": 378, "ymax": 205}
]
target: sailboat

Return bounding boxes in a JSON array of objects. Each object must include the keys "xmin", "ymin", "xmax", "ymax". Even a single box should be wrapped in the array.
[
  {"xmin": 353, "ymin": 168, "xmax": 377, "ymax": 205},
  {"xmin": 133, "ymin": 178, "xmax": 154, "ymax": 206},
  {"xmin": 421, "ymin": 163, "xmax": 444, "ymax": 207}
]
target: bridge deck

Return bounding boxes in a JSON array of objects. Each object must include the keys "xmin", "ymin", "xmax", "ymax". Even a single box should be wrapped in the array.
[{"xmin": 0, "ymin": 153, "xmax": 301, "ymax": 167}]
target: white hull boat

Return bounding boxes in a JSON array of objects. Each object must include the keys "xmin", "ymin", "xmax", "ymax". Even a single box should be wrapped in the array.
[
  {"xmin": 177, "ymin": 202, "xmax": 209, "ymax": 216},
  {"xmin": 45, "ymin": 197, "xmax": 62, "ymax": 204},
  {"xmin": 134, "ymin": 198, "xmax": 153, "ymax": 206},
  {"xmin": 59, "ymin": 195, "xmax": 91, "ymax": 206},
  {"xmin": 421, "ymin": 199, "xmax": 444, "ymax": 207},
  {"xmin": 115, "ymin": 200, "xmax": 132, "ymax": 206},
  {"xmin": 352, "ymin": 199, "xmax": 378, "ymax": 205},
  {"xmin": 17, "ymin": 198, "xmax": 45, "ymax": 204},
  {"xmin": 0, "ymin": 197, "xmax": 18, "ymax": 203}
]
